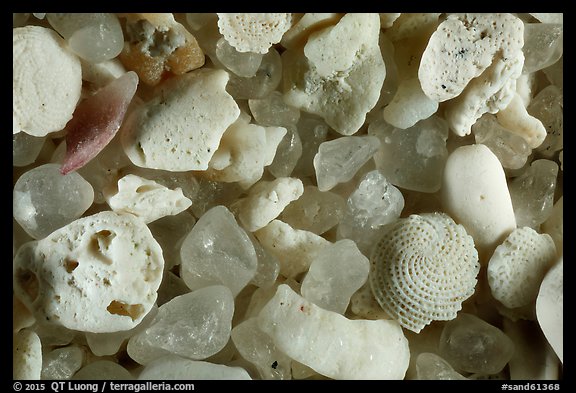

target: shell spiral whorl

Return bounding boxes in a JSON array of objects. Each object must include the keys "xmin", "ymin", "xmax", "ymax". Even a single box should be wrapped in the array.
[{"xmin": 369, "ymin": 212, "xmax": 480, "ymax": 333}]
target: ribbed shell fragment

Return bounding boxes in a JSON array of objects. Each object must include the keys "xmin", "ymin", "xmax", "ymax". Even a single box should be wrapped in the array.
[{"xmin": 369, "ymin": 212, "xmax": 480, "ymax": 333}]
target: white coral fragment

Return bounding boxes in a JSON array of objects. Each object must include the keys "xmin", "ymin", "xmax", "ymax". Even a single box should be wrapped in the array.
[
  {"xmin": 121, "ymin": 69, "xmax": 240, "ymax": 171},
  {"xmin": 283, "ymin": 13, "xmax": 386, "ymax": 135},
  {"xmin": 496, "ymin": 93, "xmax": 547, "ymax": 148},
  {"xmin": 238, "ymin": 177, "xmax": 304, "ymax": 232},
  {"xmin": 369, "ymin": 213, "xmax": 480, "ymax": 333},
  {"xmin": 13, "ymin": 211, "xmax": 164, "ymax": 333},
  {"xmin": 104, "ymin": 174, "xmax": 192, "ymax": 224},
  {"xmin": 487, "ymin": 227, "xmax": 557, "ymax": 309},
  {"xmin": 13, "ymin": 26, "xmax": 82, "ymax": 136},
  {"xmin": 419, "ymin": 13, "xmax": 524, "ymax": 102},
  {"xmin": 206, "ymin": 117, "xmax": 286, "ymax": 189},
  {"xmin": 258, "ymin": 284, "xmax": 410, "ymax": 379},
  {"xmin": 217, "ymin": 13, "xmax": 292, "ymax": 54},
  {"xmin": 255, "ymin": 219, "xmax": 330, "ymax": 278}
]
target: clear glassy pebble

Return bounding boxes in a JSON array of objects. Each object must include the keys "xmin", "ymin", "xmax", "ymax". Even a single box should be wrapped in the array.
[
  {"xmin": 128, "ymin": 286, "xmax": 234, "ymax": 363},
  {"xmin": 47, "ymin": 13, "xmax": 124, "ymax": 63},
  {"xmin": 415, "ymin": 353, "xmax": 468, "ymax": 380},
  {"xmin": 41, "ymin": 346, "xmax": 84, "ymax": 380},
  {"xmin": 439, "ymin": 313, "xmax": 515, "ymax": 374},
  {"xmin": 509, "ymin": 159, "xmax": 558, "ymax": 229},
  {"xmin": 13, "ymin": 163, "xmax": 94, "ymax": 239},
  {"xmin": 180, "ymin": 205, "xmax": 258, "ymax": 296}
]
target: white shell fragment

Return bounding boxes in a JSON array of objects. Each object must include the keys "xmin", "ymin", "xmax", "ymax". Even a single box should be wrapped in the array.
[
  {"xmin": 283, "ymin": 13, "xmax": 386, "ymax": 135},
  {"xmin": 206, "ymin": 117, "xmax": 286, "ymax": 189},
  {"xmin": 488, "ymin": 227, "xmax": 557, "ymax": 309},
  {"xmin": 104, "ymin": 174, "xmax": 192, "ymax": 224},
  {"xmin": 441, "ymin": 144, "xmax": 516, "ymax": 256},
  {"xmin": 13, "ymin": 26, "xmax": 82, "ymax": 136},
  {"xmin": 138, "ymin": 355, "xmax": 252, "ymax": 380},
  {"xmin": 121, "ymin": 69, "xmax": 240, "ymax": 171},
  {"xmin": 280, "ymin": 13, "xmax": 342, "ymax": 50},
  {"xmin": 13, "ymin": 163, "xmax": 94, "ymax": 240},
  {"xmin": 369, "ymin": 212, "xmax": 480, "ymax": 333},
  {"xmin": 536, "ymin": 257, "xmax": 563, "ymax": 363},
  {"xmin": 301, "ymin": 239, "xmax": 370, "ymax": 314},
  {"xmin": 180, "ymin": 206, "xmax": 258, "ymax": 297},
  {"xmin": 496, "ymin": 93, "xmax": 547, "ymax": 149},
  {"xmin": 13, "ymin": 329, "xmax": 42, "ymax": 380},
  {"xmin": 313, "ymin": 135, "xmax": 380, "ymax": 192},
  {"xmin": 258, "ymin": 284, "xmax": 410, "ymax": 379},
  {"xmin": 255, "ymin": 219, "xmax": 330, "ymax": 278},
  {"xmin": 238, "ymin": 177, "xmax": 304, "ymax": 232},
  {"xmin": 13, "ymin": 211, "xmax": 164, "ymax": 333},
  {"xmin": 419, "ymin": 13, "xmax": 524, "ymax": 102},
  {"xmin": 217, "ymin": 13, "xmax": 293, "ymax": 54}
]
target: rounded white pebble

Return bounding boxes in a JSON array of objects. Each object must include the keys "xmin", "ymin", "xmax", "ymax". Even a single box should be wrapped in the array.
[
  {"xmin": 138, "ymin": 355, "xmax": 252, "ymax": 380},
  {"xmin": 258, "ymin": 284, "xmax": 410, "ymax": 379},
  {"xmin": 13, "ymin": 329, "xmax": 42, "ymax": 380},
  {"xmin": 441, "ymin": 144, "xmax": 516, "ymax": 257},
  {"xmin": 536, "ymin": 257, "xmax": 563, "ymax": 363},
  {"xmin": 13, "ymin": 211, "xmax": 164, "ymax": 333}
]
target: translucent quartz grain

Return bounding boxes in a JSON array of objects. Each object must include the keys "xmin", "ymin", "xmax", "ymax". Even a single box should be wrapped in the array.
[
  {"xmin": 266, "ymin": 125, "xmax": 303, "ymax": 178},
  {"xmin": 13, "ymin": 132, "xmax": 45, "ymax": 167},
  {"xmin": 180, "ymin": 206, "xmax": 257, "ymax": 296},
  {"xmin": 528, "ymin": 85, "xmax": 563, "ymax": 158},
  {"xmin": 148, "ymin": 211, "xmax": 196, "ymax": 269},
  {"xmin": 522, "ymin": 23, "xmax": 563, "ymax": 74},
  {"xmin": 313, "ymin": 135, "xmax": 381, "ymax": 192},
  {"xmin": 472, "ymin": 114, "xmax": 532, "ymax": 170},
  {"xmin": 249, "ymin": 91, "xmax": 301, "ymax": 128},
  {"xmin": 281, "ymin": 185, "xmax": 345, "ymax": 235},
  {"xmin": 41, "ymin": 346, "xmax": 84, "ymax": 380},
  {"xmin": 72, "ymin": 360, "xmax": 132, "ymax": 380},
  {"xmin": 415, "ymin": 353, "xmax": 467, "ymax": 380},
  {"xmin": 337, "ymin": 169, "xmax": 404, "ymax": 254},
  {"xmin": 509, "ymin": 159, "xmax": 558, "ymax": 229},
  {"xmin": 226, "ymin": 47, "xmax": 282, "ymax": 99},
  {"xmin": 247, "ymin": 232, "xmax": 280, "ymax": 288},
  {"xmin": 46, "ymin": 13, "xmax": 124, "ymax": 63},
  {"xmin": 231, "ymin": 318, "xmax": 292, "ymax": 380},
  {"xmin": 369, "ymin": 116, "xmax": 449, "ymax": 193},
  {"xmin": 292, "ymin": 115, "xmax": 330, "ymax": 178},
  {"xmin": 127, "ymin": 286, "xmax": 234, "ymax": 364},
  {"xmin": 215, "ymin": 37, "xmax": 263, "ymax": 78},
  {"xmin": 439, "ymin": 313, "xmax": 515, "ymax": 374},
  {"xmin": 543, "ymin": 56, "xmax": 562, "ymax": 88},
  {"xmin": 13, "ymin": 163, "xmax": 94, "ymax": 239},
  {"xmin": 300, "ymin": 239, "xmax": 369, "ymax": 314}
]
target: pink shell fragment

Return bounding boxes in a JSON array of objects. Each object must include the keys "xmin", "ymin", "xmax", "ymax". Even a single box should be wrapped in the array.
[{"xmin": 60, "ymin": 71, "xmax": 139, "ymax": 175}]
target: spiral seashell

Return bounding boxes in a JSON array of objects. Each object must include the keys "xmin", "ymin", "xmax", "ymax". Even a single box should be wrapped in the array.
[{"xmin": 369, "ymin": 212, "xmax": 480, "ymax": 333}]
